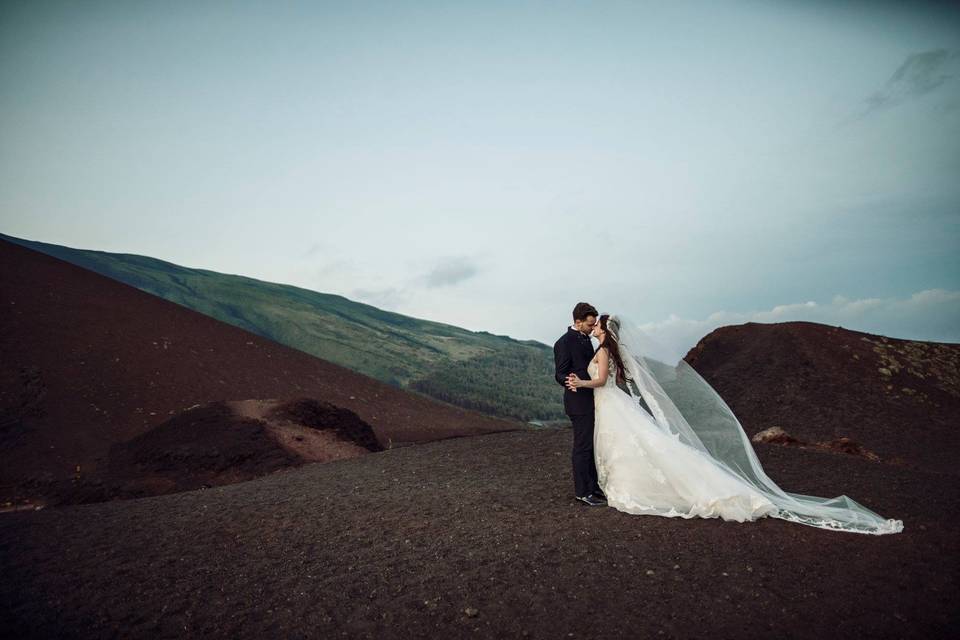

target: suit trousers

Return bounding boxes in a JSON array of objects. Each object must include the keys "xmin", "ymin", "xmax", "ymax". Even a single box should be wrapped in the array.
[{"xmin": 570, "ymin": 412, "xmax": 599, "ymax": 497}]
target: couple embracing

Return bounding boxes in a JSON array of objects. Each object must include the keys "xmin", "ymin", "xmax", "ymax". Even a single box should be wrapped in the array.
[{"xmin": 551, "ymin": 302, "xmax": 904, "ymax": 535}]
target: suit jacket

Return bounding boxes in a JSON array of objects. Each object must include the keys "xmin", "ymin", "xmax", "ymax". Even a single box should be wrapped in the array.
[{"xmin": 553, "ymin": 326, "xmax": 596, "ymax": 416}]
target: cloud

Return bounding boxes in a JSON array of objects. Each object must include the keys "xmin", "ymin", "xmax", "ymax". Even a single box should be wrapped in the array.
[
  {"xmin": 635, "ymin": 289, "xmax": 960, "ymax": 363},
  {"xmin": 287, "ymin": 255, "xmax": 481, "ymax": 313},
  {"xmin": 350, "ymin": 286, "xmax": 409, "ymax": 310},
  {"xmin": 423, "ymin": 256, "xmax": 480, "ymax": 288},
  {"xmin": 851, "ymin": 48, "xmax": 960, "ymax": 121},
  {"xmin": 302, "ymin": 242, "xmax": 325, "ymax": 259}
]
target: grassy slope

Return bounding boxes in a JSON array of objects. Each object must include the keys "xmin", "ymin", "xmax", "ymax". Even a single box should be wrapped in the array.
[{"xmin": 2, "ymin": 233, "xmax": 564, "ymax": 421}]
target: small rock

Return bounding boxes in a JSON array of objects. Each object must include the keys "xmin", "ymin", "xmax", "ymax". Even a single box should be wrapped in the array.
[
  {"xmin": 646, "ymin": 569, "xmax": 655, "ymax": 575},
  {"xmin": 464, "ymin": 607, "xmax": 479, "ymax": 618},
  {"xmin": 752, "ymin": 426, "xmax": 800, "ymax": 445}
]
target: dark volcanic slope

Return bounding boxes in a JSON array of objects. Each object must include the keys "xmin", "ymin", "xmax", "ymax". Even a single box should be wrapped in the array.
[
  {"xmin": 1, "ymin": 231, "xmax": 563, "ymax": 423},
  {"xmin": 684, "ymin": 321, "xmax": 960, "ymax": 475},
  {"xmin": 0, "ymin": 429, "xmax": 955, "ymax": 640},
  {"xmin": 0, "ymin": 239, "xmax": 519, "ymax": 500}
]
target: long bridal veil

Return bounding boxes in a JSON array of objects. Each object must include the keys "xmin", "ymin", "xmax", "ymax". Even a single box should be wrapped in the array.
[{"xmin": 606, "ymin": 314, "xmax": 904, "ymax": 535}]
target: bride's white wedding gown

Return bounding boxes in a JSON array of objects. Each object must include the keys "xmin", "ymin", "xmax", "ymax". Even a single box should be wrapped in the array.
[
  {"xmin": 591, "ymin": 356, "xmax": 781, "ymax": 523},
  {"xmin": 585, "ymin": 314, "xmax": 902, "ymax": 534}
]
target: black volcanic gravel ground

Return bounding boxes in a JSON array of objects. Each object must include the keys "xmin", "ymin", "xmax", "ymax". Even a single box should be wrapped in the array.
[{"xmin": 1, "ymin": 429, "xmax": 956, "ymax": 640}]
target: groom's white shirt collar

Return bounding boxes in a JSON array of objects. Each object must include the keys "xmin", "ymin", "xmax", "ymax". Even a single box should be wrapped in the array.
[{"xmin": 570, "ymin": 325, "xmax": 594, "ymax": 341}]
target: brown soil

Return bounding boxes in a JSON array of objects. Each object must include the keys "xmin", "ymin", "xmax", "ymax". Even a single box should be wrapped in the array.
[
  {"xmin": 2, "ymin": 238, "xmax": 957, "ymax": 636},
  {"xmin": 239, "ymin": 398, "xmax": 378, "ymax": 463},
  {"xmin": 752, "ymin": 426, "xmax": 882, "ymax": 462},
  {"xmin": 684, "ymin": 321, "xmax": 960, "ymax": 475},
  {"xmin": 62, "ymin": 398, "xmax": 381, "ymax": 505},
  {"xmin": 0, "ymin": 429, "xmax": 955, "ymax": 639},
  {"xmin": 0, "ymin": 239, "xmax": 521, "ymax": 506}
]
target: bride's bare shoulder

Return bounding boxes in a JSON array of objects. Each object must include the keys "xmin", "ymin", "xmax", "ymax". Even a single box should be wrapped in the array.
[{"xmin": 591, "ymin": 345, "xmax": 610, "ymax": 364}]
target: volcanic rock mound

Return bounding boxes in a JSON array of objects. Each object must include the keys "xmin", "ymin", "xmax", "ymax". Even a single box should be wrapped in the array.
[
  {"xmin": 683, "ymin": 321, "xmax": 960, "ymax": 474},
  {"xmin": 264, "ymin": 397, "xmax": 384, "ymax": 453},
  {"xmin": 96, "ymin": 398, "xmax": 381, "ymax": 502}
]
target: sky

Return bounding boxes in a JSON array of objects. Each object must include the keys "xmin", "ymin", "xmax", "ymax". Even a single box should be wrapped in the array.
[{"xmin": 1, "ymin": 0, "xmax": 959, "ymax": 360}]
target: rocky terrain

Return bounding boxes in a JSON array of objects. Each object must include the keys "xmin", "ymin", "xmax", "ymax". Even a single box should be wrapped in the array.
[
  {"xmin": 0, "ymin": 232, "xmax": 562, "ymax": 422},
  {"xmin": 1, "ymin": 237, "xmax": 958, "ymax": 638},
  {"xmin": 0, "ymin": 428, "xmax": 955, "ymax": 639},
  {"xmin": 89, "ymin": 397, "xmax": 383, "ymax": 504},
  {"xmin": 0, "ymin": 238, "xmax": 520, "ymax": 508},
  {"xmin": 684, "ymin": 320, "xmax": 960, "ymax": 475}
]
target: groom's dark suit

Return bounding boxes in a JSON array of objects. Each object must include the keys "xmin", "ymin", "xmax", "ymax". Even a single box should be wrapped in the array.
[{"xmin": 554, "ymin": 326, "xmax": 600, "ymax": 498}]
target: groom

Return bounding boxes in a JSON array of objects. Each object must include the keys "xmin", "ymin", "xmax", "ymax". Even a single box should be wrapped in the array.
[{"xmin": 553, "ymin": 302, "xmax": 606, "ymax": 507}]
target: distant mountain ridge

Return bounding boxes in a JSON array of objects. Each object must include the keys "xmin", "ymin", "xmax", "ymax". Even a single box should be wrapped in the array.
[{"xmin": 0, "ymin": 232, "xmax": 563, "ymax": 422}]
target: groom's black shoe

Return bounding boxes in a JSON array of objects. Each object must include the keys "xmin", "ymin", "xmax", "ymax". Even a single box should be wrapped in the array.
[
  {"xmin": 576, "ymin": 494, "xmax": 605, "ymax": 507},
  {"xmin": 591, "ymin": 489, "xmax": 607, "ymax": 502}
]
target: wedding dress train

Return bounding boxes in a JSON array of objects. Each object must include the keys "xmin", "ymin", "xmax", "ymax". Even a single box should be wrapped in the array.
[
  {"xmin": 589, "ymin": 315, "xmax": 904, "ymax": 535},
  {"xmin": 592, "ymin": 358, "xmax": 779, "ymax": 522}
]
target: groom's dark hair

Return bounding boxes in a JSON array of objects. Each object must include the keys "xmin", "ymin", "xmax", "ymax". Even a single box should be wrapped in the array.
[{"xmin": 572, "ymin": 302, "xmax": 598, "ymax": 322}]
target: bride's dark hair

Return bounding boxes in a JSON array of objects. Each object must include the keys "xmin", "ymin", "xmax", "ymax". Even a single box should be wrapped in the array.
[{"xmin": 596, "ymin": 314, "xmax": 628, "ymax": 385}]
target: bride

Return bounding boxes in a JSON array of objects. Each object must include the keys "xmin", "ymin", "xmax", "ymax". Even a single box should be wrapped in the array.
[{"xmin": 565, "ymin": 313, "xmax": 904, "ymax": 535}]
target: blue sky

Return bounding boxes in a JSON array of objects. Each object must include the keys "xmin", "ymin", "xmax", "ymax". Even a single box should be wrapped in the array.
[{"xmin": 1, "ymin": 0, "xmax": 958, "ymax": 358}]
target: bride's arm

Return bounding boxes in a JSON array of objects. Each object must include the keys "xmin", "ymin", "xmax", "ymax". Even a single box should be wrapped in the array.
[{"xmin": 569, "ymin": 347, "xmax": 609, "ymax": 389}]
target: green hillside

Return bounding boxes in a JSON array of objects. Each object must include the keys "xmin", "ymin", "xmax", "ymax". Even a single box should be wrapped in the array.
[{"xmin": 2, "ymin": 233, "xmax": 565, "ymax": 422}]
